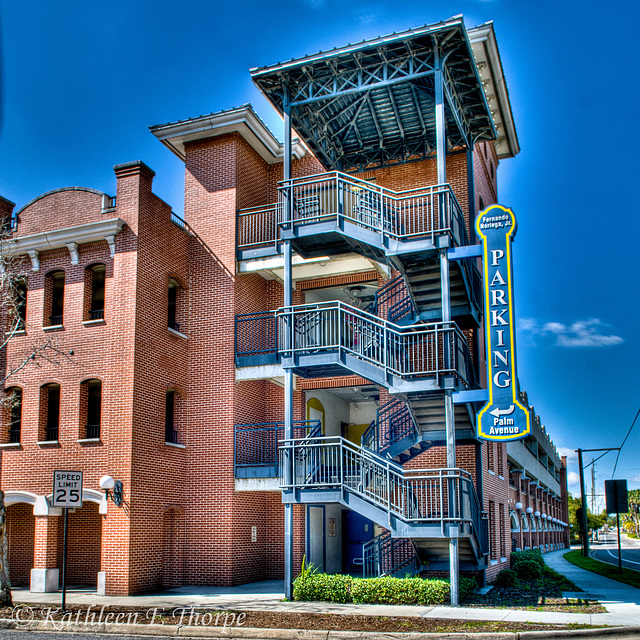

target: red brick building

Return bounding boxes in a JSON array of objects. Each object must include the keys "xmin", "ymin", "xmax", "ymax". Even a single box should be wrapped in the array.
[{"xmin": 1, "ymin": 17, "xmax": 568, "ymax": 599}]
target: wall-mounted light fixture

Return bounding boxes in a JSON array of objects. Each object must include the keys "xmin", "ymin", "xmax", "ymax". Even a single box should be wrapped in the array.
[
  {"xmin": 99, "ymin": 475, "xmax": 123, "ymax": 507},
  {"xmin": 514, "ymin": 502, "xmax": 523, "ymax": 510},
  {"xmin": 526, "ymin": 506, "xmax": 533, "ymax": 514},
  {"xmin": 534, "ymin": 510, "xmax": 541, "ymax": 517}
]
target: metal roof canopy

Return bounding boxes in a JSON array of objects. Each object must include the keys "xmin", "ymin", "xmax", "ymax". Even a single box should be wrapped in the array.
[{"xmin": 251, "ymin": 16, "xmax": 497, "ymax": 173}]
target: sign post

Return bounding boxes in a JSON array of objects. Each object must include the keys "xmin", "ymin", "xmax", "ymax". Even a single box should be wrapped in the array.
[
  {"xmin": 605, "ymin": 478, "xmax": 628, "ymax": 573},
  {"xmin": 475, "ymin": 205, "xmax": 530, "ymax": 442},
  {"xmin": 52, "ymin": 470, "xmax": 83, "ymax": 611}
]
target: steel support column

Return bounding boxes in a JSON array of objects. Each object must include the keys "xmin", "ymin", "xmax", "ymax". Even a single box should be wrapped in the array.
[
  {"xmin": 435, "ymin": 48, "xmax": 446, "ymax": 185},
  {"xmin": 475, "ymin": 440, "xmax": 486, "ymax": 586},
  {"xmin": 282, "ymin": 85, "xmax": 295, "ymax": 602},
  {"xmin": 436, "ymin": 45, "xmax": 458, "ymax": 606}
]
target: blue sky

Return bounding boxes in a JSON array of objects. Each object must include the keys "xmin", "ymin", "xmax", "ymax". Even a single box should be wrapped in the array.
[{"xmin": 1, "ymin": 0, "xmax": 639, "ymax": 506}]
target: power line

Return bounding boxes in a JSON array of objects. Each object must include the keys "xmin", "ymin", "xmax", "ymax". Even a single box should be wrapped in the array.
[{"xmin": 611, "ymin": 408, "xmax": 640, "ymax": 478}]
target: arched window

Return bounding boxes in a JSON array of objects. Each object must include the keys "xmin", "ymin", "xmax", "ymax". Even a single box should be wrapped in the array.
[
  {"xmin": 44, "ymin": 271, "xmax": 65, "ymax": 327},
  {"xmin": 40, "ymin": 383, "xmax": 60, "ymax": 442},
  {"xmin": 12, "ymin": 279, "xmax": 27, "ymax": 331},
  {"xmin": 3, "ymin": 387, "xmax": 22, "ymax": 444},
  {"xmin": 521, "ymin": 513, "xmax": 529, "ymax": 531},
  {"xmin": 510, "ymin": 511, "xmax": 520, "ymax": 532},
  {"xmin": 81, "ymin": 379, "xmax": 102, "ymax": 439},
  {"xmin": 165, "ymin": 389, "xmax": 185, "ymax": 445}
]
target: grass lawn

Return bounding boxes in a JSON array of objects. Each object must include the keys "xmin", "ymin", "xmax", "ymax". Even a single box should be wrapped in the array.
[{"xmin": 564, "ymin": 550, "xmax": 640, "ymax": 589}]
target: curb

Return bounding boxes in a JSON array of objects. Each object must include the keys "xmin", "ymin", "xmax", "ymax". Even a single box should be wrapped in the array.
[{"xmin": 1, "ymin": 619, "xmax": 638, "ymax": 639}]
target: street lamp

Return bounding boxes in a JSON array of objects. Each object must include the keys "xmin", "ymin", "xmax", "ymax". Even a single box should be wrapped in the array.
[{"xmin": 99, "ymin": 475, "xmax": 124, "ymax": 507}]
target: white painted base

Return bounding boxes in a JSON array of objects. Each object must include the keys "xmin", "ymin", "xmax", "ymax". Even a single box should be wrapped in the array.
[
  {"xmin": 97, "ymin": 571, "xmax": 106, "ymax": 596},
  {"xmin": 30, "ymin": 568, "xmax": 59, "ymax": 592}
]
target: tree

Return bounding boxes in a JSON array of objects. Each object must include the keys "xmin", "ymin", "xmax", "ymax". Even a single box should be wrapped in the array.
[
  {"xmin": 0, "ymin": 232, "xmax": 75, "ymax": 607},
  {"xmin": 568, "ymin": 494, "xmax": 607, "ymax": 537},
  {"xmin": 0, "ymin": 491, "xmax": 9, "ymax": 606}
]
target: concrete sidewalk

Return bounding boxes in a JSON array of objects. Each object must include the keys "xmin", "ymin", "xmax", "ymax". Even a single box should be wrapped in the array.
[
  {"xmin": 544, "ymin": 547, "xmax": 640, "ymax": 626},
  {"xmin": 9, "ymin": 549, "xmax": 640, "ymax": 628}
]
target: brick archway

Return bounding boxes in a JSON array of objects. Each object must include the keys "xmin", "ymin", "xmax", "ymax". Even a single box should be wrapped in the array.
[
  {"xmin": 162, "ymin": 506, "xmax": 185, "ymax": 588},
  {"xmin": 6, "ymin": 503, "xmax": 35, "ymax": 586},
  {"xmin": 58, "ymin": 501, "xmax": 102, "ymax": 586}
]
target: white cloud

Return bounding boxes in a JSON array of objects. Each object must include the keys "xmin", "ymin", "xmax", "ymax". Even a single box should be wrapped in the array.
[
  {"xmin": 567, "ymin": 471, "xmax": 580, "ymax": 485},
  {"xmin": 519, "ymin": 318, "xmax": 623, "ymax": 348},
  {"xmin": 557, "ymin": 447, "xmax": 577, "ymax": 464}
]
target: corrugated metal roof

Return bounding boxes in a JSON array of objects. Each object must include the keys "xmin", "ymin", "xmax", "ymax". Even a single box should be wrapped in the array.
[{"xmin": 251, "ymin": 17, "xmax": 496, "ymax": 172}]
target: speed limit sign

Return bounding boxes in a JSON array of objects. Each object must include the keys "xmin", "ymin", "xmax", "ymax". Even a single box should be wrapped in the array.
[{"xmin": 52, "ymin": 470, "xmax": 83, "ymax": 508}]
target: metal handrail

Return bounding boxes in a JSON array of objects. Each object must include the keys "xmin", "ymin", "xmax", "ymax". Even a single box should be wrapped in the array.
[
  {"xmin": 276, "ymin": 300, "xmax": 471, "ymax": 384},
  {"xmin": 362, "ymin": 532, "xmax": 418, "ymax": 578},
  {"xmin": 237, "ymin": 203, "xmax": 282, "ymax": 250},
  {"xmin": 279, "ymin": 435, "xmax": 482, "ymax": 533},
  {"xmin": 235, "ymin": 310, "xmax": 278, "ymax": 358},
  {"xmin": 237, "ymin": 171, "xmax": 468, "ymax": 251},
  {"xmin": 370, "ymin": 275, "xmax": 415, "ymax": 322},
  {"xmin": 361, "ymin": 399, "xmax": 418, "ymax": 455}
]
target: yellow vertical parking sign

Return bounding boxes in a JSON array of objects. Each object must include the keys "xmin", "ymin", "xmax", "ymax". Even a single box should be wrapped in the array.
[{"xmin": 476, "ymin": 205, "xmax": 530, "ymax": 441}]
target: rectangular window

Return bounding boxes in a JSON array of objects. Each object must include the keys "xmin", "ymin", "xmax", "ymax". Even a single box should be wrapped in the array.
[
  {"xmin": 165, "ymin": 390, "xmax": 178, "ymax": 443},
  {"xmin": 499, "ymin": 503, "xmax": 506, "ymax": 558},
  {"xmin": 488, "ymin": 500, "xmax": 497, "ymax": 559},
  {"xmin": 168, "ymin": 280, "xmax": 179, "ymax": 331},
  {"xmin": 496, "ymin": 443, "xmax": 504, "ymax": 476},
  {"xmin": 487, "ymin": 442, "xmax": 495, "ymax": 471}
]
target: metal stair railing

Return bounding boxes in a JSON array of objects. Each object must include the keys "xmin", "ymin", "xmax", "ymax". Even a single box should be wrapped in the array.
[
  {"xmin": 370, "ymin": 275, "xmax": 415, "ymax": 323},
  {"xmin": 235, "ymin": 310, "xmax": 278, "ymax": 364},
  {"xmin": 361, "ymin": 399, "xmax": 419, "ymax": 456},
  {"xmin": 363, "ymin": 531, "xmax": 420, "ymax": 578},
  {"xmin": 276, "ymin": 171, "xmax": 467, "ymax": 247},
  {"xmin": 236, "ymin": 172, "xmax": 468, "ymax": 254},
  {"xmin": 237, "ymin": 202, "xmax": 282, "ymax": 253},
  {"xmin": 276, "ymin": 301, "xmax": 472, "ymax": 385},
  {"xmin": 234, "ymin": 419, "xmax": 321, "ymax": 477},
  {"xmin": 279, "ymin": 435, "xmax": 481, "ymax": 536}
]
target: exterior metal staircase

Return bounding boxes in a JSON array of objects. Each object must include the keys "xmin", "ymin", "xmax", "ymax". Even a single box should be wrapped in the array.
[
  {"xmin": 279, "ymin": 435, "xmax": 487, "ymax": 570},
  {"xmin": 237, "ymin": 172, "xmax": 481, "ymax": 328},
  {"xmin": 236, "ymin": 170, "xmax": 488, "ymax": 575},
  {"xmin": 363, "ymin": 532, "xmax": 423, "ymax": 578}
]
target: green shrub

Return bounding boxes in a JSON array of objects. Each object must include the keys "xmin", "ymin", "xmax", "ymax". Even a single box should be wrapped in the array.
[
  {"xmin": 293, "ymin": 567, "xmax": 477, "ymax": 605},
  {"xmin": 514, "ymin": 558, "xmax": 542, "ymax": 579},
  {"xmin": 351, "ymin": 576, "xmax": 451, "ymax": 605},
  {"xmin": 493, "ymin": 568, "xmax": 517, "ymax": 587},
  {"xmin": 459, "ymin": 576, "xmax": 478, "ymax": 601},
  {"xmin": 511, "ymin": 548, "xmax": 544, "ymax": 569}
]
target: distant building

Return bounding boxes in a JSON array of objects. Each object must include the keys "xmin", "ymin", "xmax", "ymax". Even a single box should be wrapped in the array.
[{"xmin": 1, "ymin": 16, "xmax": 568, "ymax": 597}]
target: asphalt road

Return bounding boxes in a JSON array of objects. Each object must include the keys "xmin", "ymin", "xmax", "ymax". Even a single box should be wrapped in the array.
[
  {"xmin": 2, "ymin": 631, "xmax": 638, "ymax": 640},
  {"xmin": 590, "ymin": 532, "xmax": 640, "ymax": 571}
]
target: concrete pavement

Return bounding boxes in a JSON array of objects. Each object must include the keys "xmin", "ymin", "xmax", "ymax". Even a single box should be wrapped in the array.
[{"xmin": 8, "ymin": 548, "xmax": 640, "ymax": 629}]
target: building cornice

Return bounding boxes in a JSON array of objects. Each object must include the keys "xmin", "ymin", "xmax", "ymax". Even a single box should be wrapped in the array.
[
  {"xmin": 149, "ymin": 104, "xmax": 307, "ymax": 164},
  {"xmin": 468, "ymin": 22, "xmax": 520, "ymax": 159},
  {"xmin": 2, "ymin": 218, "xmax": 125, "ymax": 271}
]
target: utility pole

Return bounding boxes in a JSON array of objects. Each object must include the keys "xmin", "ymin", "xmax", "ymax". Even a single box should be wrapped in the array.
[
  {"xmin": 576, "ymin": 447, "xmax": 621, "ymax": 558},
  {"xmin": 591, "ymin": 460, "xmax": 596, "ymax": 515},
  {"xmin": 577, "ymin": 449, "xmax": 590, "ymax": 557}
]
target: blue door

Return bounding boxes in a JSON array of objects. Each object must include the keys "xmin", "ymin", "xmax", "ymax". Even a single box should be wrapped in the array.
[{"xmin": 344, "ymin": 510, "xmax": 374, "ymax": 571}]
